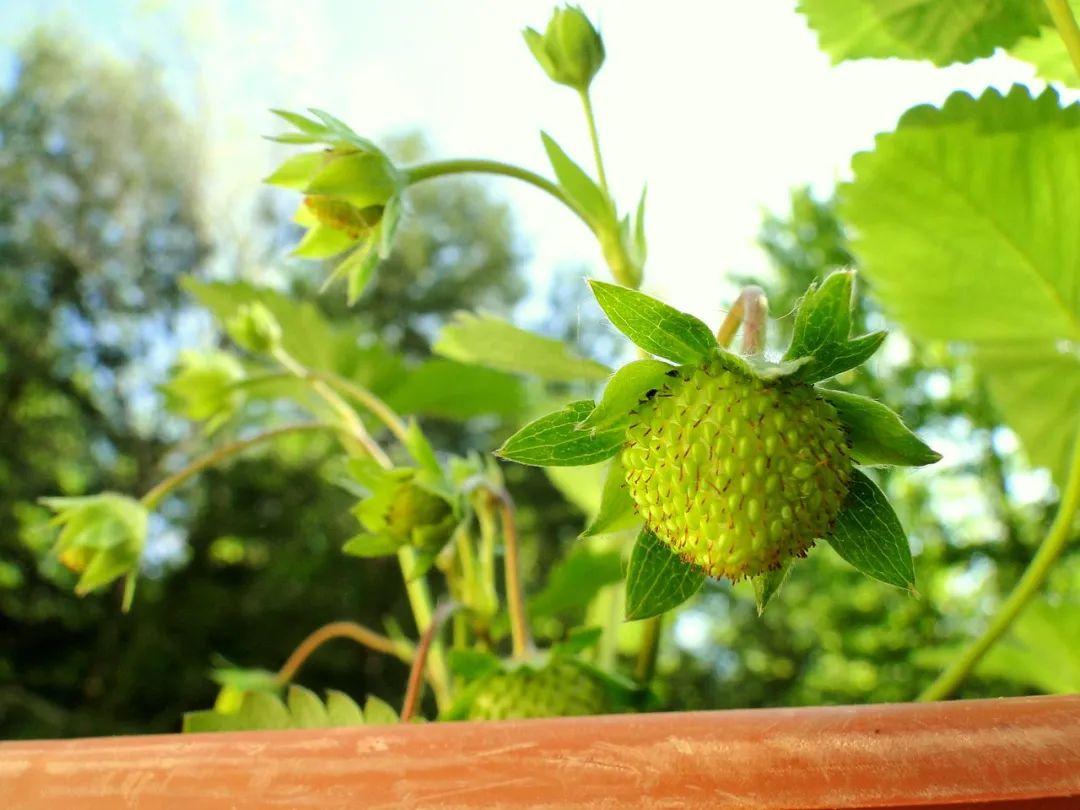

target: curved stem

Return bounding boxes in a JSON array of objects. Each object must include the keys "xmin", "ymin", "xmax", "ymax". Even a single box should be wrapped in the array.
[
  {"xmin": 276, "ymin": 621, "xmax": 415, "ymax": 686},
  {"xmin": 580, "ymin": 90, "xmax": 609, "ymax": 194},
  {"xmin": 140, "ymin": 423, "xmax": 339, "ymax": 509},
  {"xmin": 1046, "ymin": 0, "xmax": 1080, "ymax": 77},
  {"xmin": 404, "ymin": 159, "xmax": 592, "ymax": 229},
  {"xmin": 919, "ymin": 429, "xmax": 1080, "ymax": 701},
  {"xmin": 716, "ymin": 286, "xmax": 768, "ymax": 353},
  {"xmin": 400, "ymin": 601, "xmax": 456, "ymax": 723},
  {"xmin": 488, "ymin": 488, "xmax": 532, "ymax": 659},
  {"xmin": 312, "ymin": 370, "xmax": 412, "ymax": 449}
]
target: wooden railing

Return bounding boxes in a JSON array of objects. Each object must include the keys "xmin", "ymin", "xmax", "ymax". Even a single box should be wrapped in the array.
[{"xmin": 1, "ymin": 695, "xmax": 1078, "ymax": 808}]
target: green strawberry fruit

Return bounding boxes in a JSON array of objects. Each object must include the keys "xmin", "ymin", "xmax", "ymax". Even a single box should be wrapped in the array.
[
  {"xmin": 622, "ymin": 358, "xmax": 851, "ymax": 580},
  {"xmin": 385, "ymin": 476, "xmax": 456, "ymax": 553},
  {"xmin": 466, "ymin": 661, "xmax": 611, "ymax": 721}
]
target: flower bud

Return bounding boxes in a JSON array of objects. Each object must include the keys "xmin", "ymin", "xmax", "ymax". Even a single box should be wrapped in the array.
[
  {"xmin": 303, "ymin": 196, "xmax": 384, "ymax": 239},
  {"xmin": 523, "ymin": 5, "xmax": 605, "ymax": 92},
  {"xmin": 162, "ymin": 350, "xmax": 245, "ymax": 427},
  {"xmin": 227, "ymin": 302, "xmax": 282, "ymax": 355}
]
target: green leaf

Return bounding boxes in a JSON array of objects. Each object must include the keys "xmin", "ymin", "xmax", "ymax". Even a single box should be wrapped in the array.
[
  {"xmin": 825, "ymin": 469, "xmax": 915, "ymax": 591},
  {"xmin": 323, "ymin": 238, "xmax": 379, "ymax": 305},
  {"xmin": 529, "ymin": 546, "xmax": 624, "ymax": 621},
  {"xmin": 342, "ymin": 532, "xmax": 406, "ymax": 558},
  {"xmin": 183, "ymin": 691, "xmax": 292, "ymax": 733},
  {"xmin": 385, "ymin": 360, "xmax": 525, "ymax": 421},
  {"xmin": 264, "ymin": 152, "xmax": 324, "ymax": 189},
  {"xmin": 324, "ymin": 690, "xmax": 366, "ymax": 726},
  {"xmin": 1010, "ymin": 2, "xmax": 1080, "ymax": 89},
  {"xmin": 287, "ymin": 685, "xmax": 330, "ymax": 728},
  {"xmin": 821, "ymin": 388, "xmax": 941, "ymax": 467},
  {"xmin": 783, "ymin": 270, "xmax": 886, "ymax": 382},
  {"xmin": 624, "ymin": 528, "xmax": 704, "ymax": 621},
  {"xmin": 291, "ymin": 222, "xmax": 357, "ymax": 259},
  {"xmin": 798, "ymin": 0, "xmax": 1046, "ymax": 66},
  {"xmin": 752, "ymin": 561, "xmax": 792, "ymax": 616},
  {"xmin": 304, "ymin": 153, "xmax": 396, "ymax": 208},
  {"xmin": 363, "ymin": 695, "xmax": 400, "ymax": 725},
  {"xmin": 448, "ymin": 648, "xmax": 503, "ymax": 680},
  {"xmin": 589, "ymin": 280, "xmax": 718, "ymax": 364},
  {"xmin": 496, "ymin": 400, "xmax": 624, "ymax": 467},
  {"xmin": 841, "ymin": 86, "xmax": 1080, "ymax": 485},
  {"xmin": 550, "ymin": 625, "xmax": 605, "ymax": 656},
  {"xmin": 581, "ymin": 456, "xmax": 640, "ymax": 537},
  {"xmin": 403, "ymin": 420, "xmax": 442, "ymax": 478},
  {"xmin": 378, "ymin": 195, "xmax": 401, "ymax": 259},
  {"xmin": 541, "ymin": 132, "xmax": 610, "ymax": 223},
  {"xmin": 974, "ymin": 597, "xmax": 1080, "ymax": 694},
  {"xmin": 433, "ymin": 312, "xmax": 610, "ymax": 382},
  {"xmin": 578, "ymin": 358, "xmax": 675, "ymax": 433}
]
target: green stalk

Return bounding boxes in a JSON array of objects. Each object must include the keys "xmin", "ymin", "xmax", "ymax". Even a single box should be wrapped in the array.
[
  {"xmin": 404, "ymin": 159, "xmax": 591, "ymax": 229},
  {"xmin": 579, "ymin": 90, "xmax": 609, "ymax": 194},
  {"xmin": 1046, "ymin": 0, "xmax": 1080, "ymax": 77},
  {"xmin": 919, "ymin": 429, "xmax": 1080, "ymax": 701}
]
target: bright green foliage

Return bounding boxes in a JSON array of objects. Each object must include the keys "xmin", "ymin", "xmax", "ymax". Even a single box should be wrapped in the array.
[
  {"xmin": 463, "ymin": 660, "xmax": 611, "ymax": 720},
  {"xmin": 433, "ymin": 311, "xmax": 610, "ymax": 382},
  {"xmin": 841, "ymin": 87, "xmax": 1080, "ymax": 485},
  {"xmin": 820, "ymin": 389, "xmax": 941, "ymax": 467},
  {"xmin": 578, "ymin": 358, "xmax": 674, "ymax": 432},
  {"xmin": 182, "ymin": 685, "xmax": 391, "ymax": 733},
  {"xmin": 1010, "ymin": 1, "xmax": 1080, "ymax": 88},
  {"xmin": 798, "ymin": 0, "xmax": 1046, "ymax": 65},
  {"xmin": 498, "ymin": 400, "xmax": 625, "ymax": 466},
  {"xmin": 39, "ymin": 494, "xmax": 148, "ymax": 601},
  {"xmin": 623, "ymin": 360, "xmax": 852, "ymax": 581},
  {"xmin": 580, "ymin": 457, "xmax": 638, "ymax": 537},
  {"xmin": 541, "ymin": 132, "xmax": 610, "ymax": 225},
  {"xmin": 625, "ymin": 529, "xmax": 705, "ymax": 621},
  {"xmin": 226, "ymin": 302, "xmax": 283, "ymax": 355},
  {"xmin": 160, "ymin": 350, "xmax": 246, "ymax": 432},
  {"xmin": 824, "ymin": 470, "xmax": 916, "ymax": 590},
  {"xmin": 523, "ymin": 6, "xmax": 605, "ymax": 92}
]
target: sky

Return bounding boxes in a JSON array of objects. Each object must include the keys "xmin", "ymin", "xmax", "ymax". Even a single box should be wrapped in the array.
[{"xmin": 0, "ymin": 0, "xmax": 1054, "ymax": 327}]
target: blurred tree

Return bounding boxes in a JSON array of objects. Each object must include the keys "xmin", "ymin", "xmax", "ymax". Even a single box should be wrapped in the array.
[{"xmin": 656, "ymin": 187, "xmax": 1070, "ymax": 710}]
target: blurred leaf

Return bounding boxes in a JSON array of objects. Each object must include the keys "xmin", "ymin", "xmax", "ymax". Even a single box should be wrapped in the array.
[
  {"xmin": 497, "ymin": 400, "xmax": 623, "ymax": 466},
  {"xmin": 264, "ymin": 152, "xmax": 323, "ymax": 190},
  {"xmin": 841, "ymin": 87, "xmax": 1080, "ymax": 484},
  {"xmin": 578, "ymin": 358, "xmax": 674, "ymax": 432},
  {"xmin": 287, "ymin": 685, "xmax": 330, "ymax": 728},
  {"xmin": 529, "ymin": 546, "xmax": 624, "ymax": 621},
  {"xmin": 975, "ymin": 598, "xmax": 1080, "ymax": 693},
  {"xmin": 363, "ymin": 695, "xmax": 400, "ymax": 725},
  {"xmin": 292, "ymin": 222, "xmax": 358, "ymax": 259},
  {"xmin": 434, "ymin": 311, "xmax": 610, "ymax": 381},
  {"xmin": 324, "ymin": 690, "xmax": 366, "ymax": 726},
  {"xmin": 541, "ymin": 132, "xmax": 609, "ymax": 223},
  {"xmin": 825, "ymin": 469, "xmax": 915, "ymax": 591},
  {"xmin": 581, "ymin": 456, "xmax": 639, "ymax": 537},
  {"xmin": 798, "ymin": 0, "xmax": 1046, "ymax": 66},
  {"xmin": 821, "ymin": 388, "xmax": 940, "ymax": 467},
  {"xmin": 1010, "ymin": 2, "xmax": 1080, "ymax": 89},
  {"xmin": 624, "ymin": 528, "xmax": 704, "ymax": 621},
  {"xmin": 783, "ymin": 270, "xmax": 885, "ymax": 382},
  {"xmin": 589, "ymin": 280, "xmax": 717, "ymax": 365},
  {"xmin": 448, "ymin": 648, "xmax": 503, "ymax": 680},
  {"xmin": 304, "ymin": 152, "xmax": 396, "ymax": 209},
  {"xmin": 342, "ymin": 532, "xmax": 406, "ymax": 558},
  {"xmin": 183, "ymin": 691, "xmax": 292, "ymax": 733},
  {"xmin": 385, "ymin": 359, "xmax": 525, "ymax": 420},
  {"xmin": 545, "ymin": 463, "xmax": 606, "ymax": 517}
]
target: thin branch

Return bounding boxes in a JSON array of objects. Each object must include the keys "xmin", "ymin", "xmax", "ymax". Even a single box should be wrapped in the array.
[
  {"xmin": 400, "ymin": 601, "xmax": 457, "ymax": 723},
  {"xmin": 491, "ymin": 489, "xmax": 533, "ymax": 660},
  {"xmin": 311, "ymin": 370, "xmax": 412, "ymax": 449},
  {"xmin": 1046, "ymin": 0, "xmax": 1080, "ymax": 77},
  {"xmin": 919, "ymin": 428, "xmax": 1080, "ymax": 701},
  {"xmin": 276, "ymin": 621, "xmax": 415, "ymax": 686}
]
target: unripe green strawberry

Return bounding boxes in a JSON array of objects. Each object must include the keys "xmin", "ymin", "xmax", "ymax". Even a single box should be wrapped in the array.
[
  {"xmin": 385, "ymin": 478, "xmax": 455, "ymax": 553},
  {"xmin": 467, "ymin": 661, "xmax": 610, "ymax": 721},
  {"xmin": 622, "ymin": 359, "xmax": 851, "ymax": 580}
]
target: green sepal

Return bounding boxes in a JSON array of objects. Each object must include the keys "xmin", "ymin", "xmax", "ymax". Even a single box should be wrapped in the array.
[
  {"xmin": 578, "ymin": 358, "xmax": 674, "ymax": 433},
  {"xmin": 589, "ymin": 280, "xmax": 718, "ymax": 365},
  {"xmin": 783, "ymin": 270, "xmax": 886, "ymax": 382},
  {"xmin": 825, "ymin": 468, "xmax": 917, "ymax": 592},
  {"xmin": 342, "ymin": 532, "xmax": 407, "ymax": 559},
  {"xmin": 580, "ymin": 456, "xmax": 640, "ymax": 537},
  {"xmin": 752, "ymin": 561, "xmax": 792, "ymax": 616},
  {"xmin": 624, "ymin": 528, "xmax": 704, "ymax": 621},
  {"xmin": 821, "ymin": 388, "xmax": 941, "ymax": 467},
  {"xmin": 541, "ymin": 132, "xmax": 610, "ymax": 224},
  {"xmin": 496, "ymin": 400, "xmax": 624, "ymax": 467}
]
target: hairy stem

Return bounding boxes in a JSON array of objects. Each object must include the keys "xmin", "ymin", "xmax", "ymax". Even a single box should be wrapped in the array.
[
  {"xmin": 140, "ymin": 423, "xmax": 339, "ymax": 509},
  {"xmin": 405, "ymin": 159, "xmax": 591, "ymax": 229},
  {"xmin": 580, "ymin": 90, "xmax": 609, "ymax": 194},
  {"xmin": 400, "ymin": 601, "xmax": 456, "ymax": 723},
  {"xmin": 1046, "ymin": 0, "xmax": 1080, "ymax": 77},
  {"xmin": 919, "ymin": 429, "xmax": 1080, "ymax": 701},
  {"xmin": 276, "ymin": 621, "xmax": 415, "ymax": 686}
]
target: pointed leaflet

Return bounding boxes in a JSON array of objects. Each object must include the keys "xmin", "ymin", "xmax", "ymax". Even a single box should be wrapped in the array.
[
  {"xmin": 841, "ymin": 86, "xmax": 1080, "ymax": 485},
  {"xmin": 798, "ymin": 0, "xmax": 1046, "ymax": 67},
  {"xmin": 578, "ymin": 358, "xmax": 675, "ymax": 433},
  {"xmin": 434, "ymin": 312, "xmax": 610, "ymax": 382},
  {"xmin": 541, "ymin": 132, "xmax": 610, "ymax": 224},
  {"xmin": 581, "ymin": 456, "xmax": 640, "ymax": 537},
  {"xmin": 821, "ymin": 388, "xmax": 940, "ymax": 467},
  {"xmin": 783, "ymin": 270, "xmax": 885, "ymax": 382},
  {"xmin": 752, "ymin": 561, "xmax": 792, "ymax": 616},
  {"xmin": 497, "ymin": 400, "xmax": 624, "ymax": 467},
  {"xmin": 825, "ymin": 468, "xmax": 915, "ymax": 591},
  {"xmin": 303, "ymin": 152, "xmax": 397, "ymax": 209},
  {"xmin": 625, "ymin": 528, "xmax": 704, "ymax": 621},
  {"xmin": 589, "ymin": 280, "xmax": 718, "ymax": 365}
]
